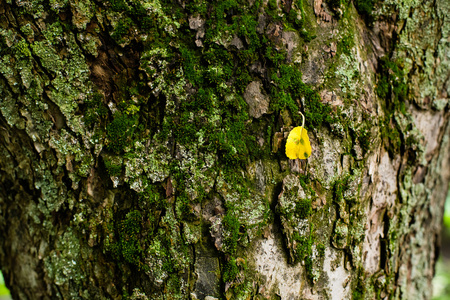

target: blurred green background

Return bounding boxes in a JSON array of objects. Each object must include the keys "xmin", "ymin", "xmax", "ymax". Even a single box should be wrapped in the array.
[
  {"xmin": 432, "ymin": 187, "xmax": 450, "ymax": 299},
  {"xmin": 0, "ymin": 188, "xmax": 449, "ymax": 299},
  {"xmin": 0, "ymin": 271, "xmax": 10, "ymax": 300}
]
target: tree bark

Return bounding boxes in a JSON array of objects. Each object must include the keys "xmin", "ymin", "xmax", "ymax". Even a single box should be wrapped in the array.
[{"xmin": 0, "ymin": 0, "xmax": 449, "ymax": 299}]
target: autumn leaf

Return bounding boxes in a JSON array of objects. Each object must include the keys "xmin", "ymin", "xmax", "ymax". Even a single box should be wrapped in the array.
[{"xmin": 285, "ymin": 126, "xmax": 312, "ymax": 159}]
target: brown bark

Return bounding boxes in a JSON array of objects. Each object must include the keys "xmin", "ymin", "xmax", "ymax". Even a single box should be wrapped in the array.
[{"xmin": 0, "ymin": 0, "xmax": 448, "ymax": 299}]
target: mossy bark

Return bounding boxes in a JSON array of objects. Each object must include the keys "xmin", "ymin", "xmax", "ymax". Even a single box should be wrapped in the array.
[{"xmin": 0, "ymin": 0, "xmax": 449, "ymax": 299}]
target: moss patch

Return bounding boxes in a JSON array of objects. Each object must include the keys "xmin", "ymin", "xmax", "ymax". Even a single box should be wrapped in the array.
[
  {"xmin": 111, "ymin": 210, "xmax": 146, "ymax": 268},
  {"xmin": 106, "ymin": 113, "xmax": 139, "ymax": 153}
]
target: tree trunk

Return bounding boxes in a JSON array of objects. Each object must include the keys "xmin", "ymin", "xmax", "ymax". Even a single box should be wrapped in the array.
[{"xmin": 0, "ymin": 0, "xmax": 449, "ymax": 299}]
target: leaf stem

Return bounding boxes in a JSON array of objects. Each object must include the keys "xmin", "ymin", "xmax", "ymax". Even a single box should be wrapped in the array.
[{"xmin": 299, "ymin": 110, "xmax": 305, "ymax": 137}]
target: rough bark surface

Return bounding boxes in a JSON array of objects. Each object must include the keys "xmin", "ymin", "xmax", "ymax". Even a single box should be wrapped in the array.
[{"xmin": 0, "ymin": 0, "xmax": 449, "ymax": 299}]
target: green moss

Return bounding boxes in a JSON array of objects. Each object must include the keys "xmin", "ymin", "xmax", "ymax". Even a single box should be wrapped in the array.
[
  {"xmin": 293, "ymin": 231, "xmax": 315, "ymax": 282},
  {"xmin": 110, "ymin": 210, "xmax": 148, "ymax": 269},
  {"xmin": 270, "ymin": 65, "xmax": 335, "ymax": 129},
  {"xmin": 223, "ymin": 257, "xmax": 239, "ymax": 282},
  {"xmin": 376, "ymin": 57, "xmax": 408, "ymax": 113},
  {"xmin": 104, "ymin": 158, "xmax": 122, "ymax": 176},
  {"xmin": 106, "ymin": 113, "xmax": 139, "ymax": 153},
  {"xmin": 286, "ymin": 4, "xmax": 305, "ymax": 30},
  {"xmin": 139, "ymin": 183, "xmax": 164, "ymax": 207},
  {"xmin": 269, "ymin": 66, "xmax": 301, "ymax": 112},
  {"xmin": 354, "ymin": 0, "xmax": 375, "ymax": 22},
  {"xmin": 2, "ymin": 0, "xmax": 377, "ymax": 296},
  {"xmin": 317, "ymin": 243, "xmax": 326, "ymax": 257},
  {"xmin": 338, "ymin": 34, "xmax": 355, "ymax": 57},
  {"xmin": 185, "ymin": 0, "xmax": 208, "ymax": 14},
  {"xmin": 379, "ymin": 116, "xmax": 402, "ymax": 154},
  {"xmin": 355, "ymin": 120, "xmax": 372, "ymax": 154},
  {"xmin": 265, "ymin": 46, "xmax": 286, "ymax": 67},
  {"xmin": 107, "ymin": 0, "xmax": 179, "ymax": 46},
  {"xmin": 267, "ymin": 0, "xmax": 277, "ymax": 12},
  {"xmin": 237, "ymin": 13, "xmax": 262, "ymax": 50},
  {"xmin": 332, "ymin": 174, "xmax": 351, "ymax": 203},
  {"xmin": 205, "ymin": 99, "xmax": 252, "ymax": 168},
  {"xmin": 223, "ymin": 210, "xmax": 241, "ymax": 255},
  {"xmin": 180, "ymin": 46, "xmax": 203, "ymax": 87},
  {"xmin": 107, "ymin": 0, "xmax": 128, "ymax": 11},
  {"xmin": 235, "ymin": 68, "xmax": 253, "ymax": 94},
  {"xmin": 83, "ymin": 92, "xmax": 108, "ymax": 126},
  {"xmin": 298, "ymin": 174, "xmax": 317, "ymax": 197},
  {"xmin": 111, "ymin": 17, "xmax": 133, "ymax": 43},
  {"xmin": 295, "ymin": 198, "xmax": 312, "ymax": 219},
  {"xmin": 119, "ymin": 212, "xmax": 143, "ymax": 262},
  {"xmin": 352, "ymin": 267, "xmax": 366, "ymax": 300},
  {"xmin": 164, "ymin": 275, "xmax": 185, "ymax": 299},
  {"xmin": 294, "ymin": 0, "xmax": 317, "ymax": 42}
]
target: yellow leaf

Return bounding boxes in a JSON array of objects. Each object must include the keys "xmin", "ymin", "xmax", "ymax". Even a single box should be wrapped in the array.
[{"xmin": 285, "ymin": 126, "xmax": 312, "ymax": 159}]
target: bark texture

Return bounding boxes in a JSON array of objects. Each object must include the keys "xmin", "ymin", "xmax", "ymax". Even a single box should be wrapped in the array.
[{"xmin": 0, "ymin": 0, "xmax": 449, "ymax": 299}]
